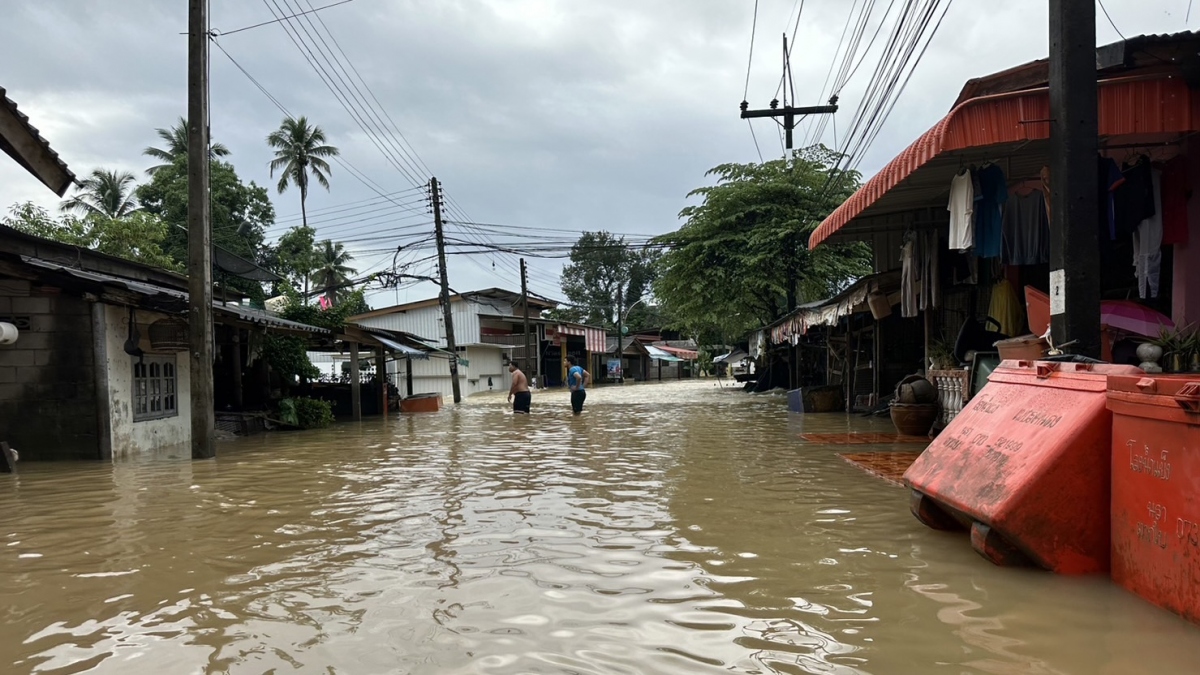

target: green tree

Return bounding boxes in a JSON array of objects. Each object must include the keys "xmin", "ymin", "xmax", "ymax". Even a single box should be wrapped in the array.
[
  {"xmin": 653, "ymin": 146, "xmax": 871, "ymax": 340},
  {"xmin": 311, "ymin": 239, "xmax": 356, "ymax": 304},
  {"xmin": 273, "ymin": 224, "xmax": 319, "ymax": 298},
  {"xmin": 60, "ymin": 168, "xmax": 140, "ymax": 219},
  {"xmin": 143, "ymin": 117, "xmax": 231, "ymax": 175},
  {"xmin": 553, "ymin": 231, "xmax": 658, "ymax": 331},
  {"xmin": 4, "ymin": 202, "xmax": 179, "ymax": 271},
  {"xmin": 266, "ymin": 116, "xmax": 339, "ymax": 237}
]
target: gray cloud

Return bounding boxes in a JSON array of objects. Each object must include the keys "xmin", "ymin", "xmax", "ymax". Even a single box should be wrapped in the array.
[{"xmin": 1, "ymin": 0, "xmax": 1192, "ymax": 306}]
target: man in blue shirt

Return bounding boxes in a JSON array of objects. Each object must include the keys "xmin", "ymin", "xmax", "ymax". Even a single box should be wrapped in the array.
[{"xmin": 566, "ymin": 355, "xmax": 591, "ymax": 415}]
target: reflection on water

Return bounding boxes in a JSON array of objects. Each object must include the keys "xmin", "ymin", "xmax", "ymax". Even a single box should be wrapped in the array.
[{"xmin": 2, "ymin": 380, "xmax": 1199, "ymax": 674}]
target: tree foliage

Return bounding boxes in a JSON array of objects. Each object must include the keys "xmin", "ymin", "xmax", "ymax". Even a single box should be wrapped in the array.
[
  {"xmin": 653, "ymin": 146, "xmax": 872, "ymax": 341},
  {"xmin": 60, "ymin": 169, "xmax": 140, "ymax": 219},
  {"xmin": 4, "ymin": 202, "xmax": 179, "ymax": 271},
  {"xmin": 268, "ymin": 224, "xmax": 319, "ymax": 296},
  {"xmin": 553, "ymin": 231, "xmax": 658, "ymax": 330},
  {"xmin": 311, "ymin": 239, "xmax": 356, "ymax": 305},
  {"xmin": 143, "ymin": 117, "xmax": 231, "ymax": 175},
  {"xmin": 280, "ymin": 288, "xmax": 370, "ymax": 332}
]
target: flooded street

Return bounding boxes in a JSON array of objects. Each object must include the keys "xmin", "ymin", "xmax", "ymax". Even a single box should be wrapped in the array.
[{"xmin": 3, "ymin": 380, "xmax": 1200, "ymax": 674}]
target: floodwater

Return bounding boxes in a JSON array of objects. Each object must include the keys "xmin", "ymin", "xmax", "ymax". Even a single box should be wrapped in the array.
[{"xmin": 3, "ymin": 381, "xmax": 1200, "ymax": 674}]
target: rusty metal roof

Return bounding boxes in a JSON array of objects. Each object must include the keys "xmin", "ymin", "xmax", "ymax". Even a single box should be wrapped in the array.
[
  {"xmin": 810, "ymin": 71, "xmax": 1200, "ymax": 249},
  {"xmin": 0, "ymin": 87, "xmax": 75, "ymax": 196}
]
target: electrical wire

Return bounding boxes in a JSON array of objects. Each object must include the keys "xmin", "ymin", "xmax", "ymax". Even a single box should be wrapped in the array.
[
  {"xmin": 1097, "ymin": 0, "xmax": 1126, "ymax": 41},
  {"xmin": 214, "ymin": 0, "xmax": 354, "ymax": 36}
]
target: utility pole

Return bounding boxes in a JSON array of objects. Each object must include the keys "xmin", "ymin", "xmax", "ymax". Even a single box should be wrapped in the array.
[
  {"xmin": 188, "ymin": 0, "xmax": 215, "ymax": 459},
  {"xmin": 431, "ymin": 177, "xmax": 462, "ymax": 404},
  {"xmin": 520, "ymin": 258, "xmax": 532, "ymax": 378},
  {"xmin": 1048, "ymin": 0, "xmax": 1101, "ymax": 357},
  {"xmin": 739, "ymin": 35, "xmax": 837, "ymax": 150},
  {"xmin": 615, "ymin": 285, "xmax": 624, "ymax": 384}
]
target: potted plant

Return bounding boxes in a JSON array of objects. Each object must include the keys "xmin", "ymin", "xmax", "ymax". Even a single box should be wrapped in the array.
[
  {"xmin": 928, "ymin": 339, "xmax": 957, "ymax": 371},
  {"xmin": 1153, "ymin": 325, "xmax": 1189, "ymax": 373}
]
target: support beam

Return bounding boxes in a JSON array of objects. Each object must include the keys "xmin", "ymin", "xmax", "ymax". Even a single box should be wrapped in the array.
[
  {"xmin": 406, "ymin": 355, "xmax": 414, "ymax": 397},
  {"xmin": 1048, "ymin": 0, "xmax": 1101, "ymax": 358},
  {"xmin": 91, "ymin": 302, "xmax": 113, "ymax": 461},
  {"xmin": 350, "ymin": 341, "xmax": 361, "ymax": 421},
  {"xmin": 231, "ymin": 329, "xmax": 243, "ymax": 409},
  {"xmin": 187, "ymin": 0, "xmax": 215, "ymax": 459},
  {"xmin": 377, "ymin": 345, "xmax": 388, "ymax": 416}
]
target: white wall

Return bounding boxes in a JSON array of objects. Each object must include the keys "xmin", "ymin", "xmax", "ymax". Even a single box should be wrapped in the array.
[
  {"xmin": 388, "ymin": 345, "xmax": 511, "ymax": 401},
  {"xmin": 357, "ymin": 299, "xmax": 486, "ymax": 348},
  {"xmin": 103, "ymin": 305, "xmax": 192, "ymax": 459}
]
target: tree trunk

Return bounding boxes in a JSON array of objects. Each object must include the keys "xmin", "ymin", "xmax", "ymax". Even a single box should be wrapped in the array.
[{"xmin": 300, "ymin": 187, "xmax": 309, "ymax": 301}]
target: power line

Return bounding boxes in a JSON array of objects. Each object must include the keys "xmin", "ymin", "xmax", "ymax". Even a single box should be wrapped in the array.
[
  {"xmin": 214, "ymin": 0, "xmax": 354, "ymax": 36},
  {"xmin": 743, "ymin": 0, "xmax": 759, "ymax": 101},
  {"xmin": 1097, "ymin": 0, "xmax": 1126, "ymax": 40}
]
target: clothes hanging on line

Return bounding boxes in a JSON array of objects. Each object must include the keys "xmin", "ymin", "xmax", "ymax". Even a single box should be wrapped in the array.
[
  {"xmin": 1002, "ymin": 189, "xmax": 1049, "ymax": 265},
  {"xmin": 1133, "ymin": 168, "xmax": 1164, "ymax": 299},
  {"xmin": 988, "ymin": 278, "xmax": 1024, "ymax": 338},
  {"xmin": 900, "ymin": 234, "xmax": 918, "ymax": 318},
  {"xmin": 1098, "ymin": 156, "xmax": 1126, "ymax": 241},
  {"xmin": 1113, "ymin": 156, "xmax": 1156, "ymax": 241},
  {"xmin": 948, "ymin": 169, "xmax": 975, "ymax": 251},
  {"xmin": 973, "ymin": 164, "xmax": 1007, "ymax": 259},
  {"xmin": 919, "ymin": 229, "xmax": 940, "ymax": 311}
]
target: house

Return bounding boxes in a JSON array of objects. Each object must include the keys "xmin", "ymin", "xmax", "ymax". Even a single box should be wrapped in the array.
[{"xmin": 350, "ymin": 288, "xmax": 606, "ymax": 398}]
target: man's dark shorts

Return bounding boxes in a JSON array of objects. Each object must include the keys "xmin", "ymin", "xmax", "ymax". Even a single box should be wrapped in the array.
[
  {"xmin": 570, "ymin": 389, "xmax": 586, "ymax": 414},
  {"xmin": 513, "ymin": 391, "xmax": 531, "ymax": 414}
]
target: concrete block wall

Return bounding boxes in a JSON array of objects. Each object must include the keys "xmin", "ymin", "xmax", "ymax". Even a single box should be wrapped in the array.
[{"xmin": 0, "ymin": 280, "xmax": 101, "ymax": 460}]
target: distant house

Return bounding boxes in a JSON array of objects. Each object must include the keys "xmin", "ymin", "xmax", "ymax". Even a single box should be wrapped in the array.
[{"xmin": 350, "ymin": 288, "xmax": 606, "ymax": 398}]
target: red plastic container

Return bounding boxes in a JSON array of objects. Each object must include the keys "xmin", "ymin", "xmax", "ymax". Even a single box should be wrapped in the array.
[
  {"xmin": 904, "ymin": 360, "xmax": 1141, "ymax": 574},
  {"xmin": 1107, "ymin": 374, "xmax": 1200, "ymax": 623}
]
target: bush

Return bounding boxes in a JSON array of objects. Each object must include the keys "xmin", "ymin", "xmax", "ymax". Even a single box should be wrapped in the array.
[{"xmin": 279, "ymin": 397, "xmax": 334, "ymax": 429}]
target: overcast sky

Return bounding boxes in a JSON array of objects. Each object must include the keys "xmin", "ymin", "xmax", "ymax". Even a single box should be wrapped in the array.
[{"xmin": 1, "ymin": 1, "xmax": 1194, "ymax": 308}]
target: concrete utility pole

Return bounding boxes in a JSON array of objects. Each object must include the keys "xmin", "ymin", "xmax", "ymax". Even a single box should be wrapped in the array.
[
  {"xmin": 431, "ymin": 177, "xmax": 462, "ymax": 404},
  {"xmin": 521, "ymin": 258, "xmax": 531, "ymax": 374},
  {"xmin": 615, "ymin": 286, "xmax": 624, "ymax": 384},
  {"xmin": 739, "ymin": 35, "xmax": 838, "ymax": 150},
  {"xmin": 1048, "ymin": 0, "xmax": 1101, "ymax": 358},
  {"xmin": 188, "ymin": 0, "xmax": 215, "ymax": 459}
]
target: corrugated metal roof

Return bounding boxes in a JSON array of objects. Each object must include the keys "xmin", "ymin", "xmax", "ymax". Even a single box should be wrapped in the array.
[
  {"xmin": 213, "ymin": 304, "xmax": 328, "ymax": 334},
  {"xmin": 0, "ymin": 86, "xmax": 75, "ymax": 196},
  {"xmin": 810, "ymin": 72, "xmax": 1200, "ymax": 249},
  {"xmin": 645, "ymin": 345, "xmax": 684, "ymax": 362}
]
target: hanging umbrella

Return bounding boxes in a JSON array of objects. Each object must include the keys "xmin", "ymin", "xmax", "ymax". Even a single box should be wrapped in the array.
[{"xmin": 1101, "ymin": 300, "xmax": 1174, "ymax": 337}]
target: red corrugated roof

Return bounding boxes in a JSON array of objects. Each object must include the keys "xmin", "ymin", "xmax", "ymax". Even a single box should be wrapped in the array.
[{"xmin": 810, "ymin": 71, "xmax": 1200, "ymax": 249}]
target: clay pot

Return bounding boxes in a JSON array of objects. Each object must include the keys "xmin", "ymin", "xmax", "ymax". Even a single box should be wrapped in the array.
[{"xmin": 890, "ymin": 402, "xmax": 939, "ymax": 436}]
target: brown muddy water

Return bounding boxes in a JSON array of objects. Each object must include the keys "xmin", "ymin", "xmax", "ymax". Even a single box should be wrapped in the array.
[{"xmin": 2, "ymin": 380, "xmax": 1200, "ymax": 674}]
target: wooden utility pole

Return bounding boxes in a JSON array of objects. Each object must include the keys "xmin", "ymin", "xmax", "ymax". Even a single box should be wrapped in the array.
[
  {"xmin": 1048, "ymin": 0, "xmax": 1101, "ymax": 358},
  {"xmin": 188, "ymin": 0, "xmax": 215, "ymax": 459},
  {"xmin": 521, "ymin": 258, "xmax": 531, "ymax": 374},
  {"xmin": 739, "ymin": 35, "xmax": 838, "ymax": 150},
  {"xmin": 615, "ymin": 285, "xmax": 624, "ymax": 384},
  {"xmin": 431, "ymin": 177, "xmax": 462, "ymax": 404},
  {"xmin": 349, "ymin": 341, "xmax": 361, "ymax": 421}
]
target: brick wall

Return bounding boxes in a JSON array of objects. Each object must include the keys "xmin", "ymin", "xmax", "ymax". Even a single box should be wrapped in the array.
[{"xmin": 0, "ymin": 280, "xmax": 101, "ymax": 461}]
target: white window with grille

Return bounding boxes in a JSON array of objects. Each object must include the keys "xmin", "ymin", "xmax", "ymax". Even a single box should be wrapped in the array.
[{"xmin": 133, "ymin": 355, "xmax": 178, "ymax": 422}]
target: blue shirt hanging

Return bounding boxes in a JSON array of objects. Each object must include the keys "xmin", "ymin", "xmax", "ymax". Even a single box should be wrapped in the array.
[{"xmin": 973, "ymin": 164, "xmax": 1007, "ymax": 259}]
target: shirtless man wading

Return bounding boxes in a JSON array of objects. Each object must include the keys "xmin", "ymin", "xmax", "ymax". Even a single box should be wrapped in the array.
[{"xmin": 508, "ymin": 362, "xmax": 531, "ymax": 414}]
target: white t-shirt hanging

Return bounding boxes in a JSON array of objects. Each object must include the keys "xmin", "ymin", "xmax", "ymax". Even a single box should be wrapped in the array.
[{"xmin": 948, "ymin": 170, "xmax": 975, "ymax": 250}]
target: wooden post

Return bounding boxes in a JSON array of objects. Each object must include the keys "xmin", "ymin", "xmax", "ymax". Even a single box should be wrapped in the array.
[
  {"xmin": 406, "ymin": 355, "xmax": 414, "ymax": 397},
  {"xmin": 0, "ymin": 441, "xmax": 16, "ymax": 473},
  {"xmin": 377, "ymin": 345, "xmax": 388, "ymax": 415},
  {"xmin": 923, "ymin": 308, "xmax": 932, "ymax": 375},
  {"xmin": 350, "ymin": 341, "xmax": 361, "ymax": 421},
  {"xmin": 91, "ymin": 302, "xmax": 113, "ymax": 461},
  {"xmin": 188, "ymin": 0, "xmax": 215, "ymax": 459},
  {"xmin": 560, "ymin": 336, "xmax": 567, "ymax": 386},
  {"xmin": 1048, "ymin": 0, "xmax": 1101, "ymax": 357},
  {"xmin": 231, "ymin": 328, "xmax": 243, "ymax": 409}
]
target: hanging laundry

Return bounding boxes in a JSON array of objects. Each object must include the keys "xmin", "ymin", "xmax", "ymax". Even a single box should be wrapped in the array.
[
  {"xmin": 1002, "ymin": 190, "xmax": 1049, "ymax": 265},
  {"xmin": 1160, "ymin": 155, "xmax": 1190, "ymax": 246},
  {"xmin": 1113, "ymin": 156, "xmax": 1156, "ymax": 240},
  {"xmin": 948, "ymin": 169, "xmax": 975, "ymax": 250},
  {"xmin": 900, "ymin": 234, "xmax": 918, "ymax": 318},
  {"xmin": 1097, "ymin": 156, "xmax": 1126, "ymax": 241},
  {"xmin": 973, "ymin": 164, "xmax": 1007, "ymax": 259},
  {"xmin": 988, "ymin": 279, "xmax": 1023, "ymax": 338},
  {"xmin": 920, "ymin": 229, "xmax": 940, "ymax": 311},
  {"xmin": 1133, "ymin": 168, "xmax": 1164, "ymax": 299}
]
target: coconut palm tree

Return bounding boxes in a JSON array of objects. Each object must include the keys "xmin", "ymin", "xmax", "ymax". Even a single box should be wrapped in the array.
[
  {"xmin": 311, "ymin": 239, "xmax": 356, "ymax": 305},
  {"xmin": 266, "ymin": 116, "xmax": 339, "ymax": 240},
  {"xmin": 59, "ymin": 169, "xmax": 140, "ymax": 219},
  {"xmin": 143, "ymin": 117, "xmax": 231, "ymax": 175}
]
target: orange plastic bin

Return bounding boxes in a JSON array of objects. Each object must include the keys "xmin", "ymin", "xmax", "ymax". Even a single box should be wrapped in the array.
[
  {"xmin": 1107, "ymin": 374, "xmax": 1200, "ymax": 623},
  {"xmin": 904, "ymin": 360, "xmax": 1141, "ymax": 574}
]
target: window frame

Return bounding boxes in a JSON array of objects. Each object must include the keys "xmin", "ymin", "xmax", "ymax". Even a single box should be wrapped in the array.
[{"xmin": 132, "ymin": 354, "xmax": 178, "ymax": 422}]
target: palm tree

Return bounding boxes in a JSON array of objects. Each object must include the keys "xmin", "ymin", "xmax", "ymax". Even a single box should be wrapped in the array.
[
  {"xmin": 266, "ymin": 116, "xmax": 339, "ymax": 240},
  {"xmin": 143, "ymin": 117, "xmax": 231, "ymax": 175},
  {"xmin": 59, "ymin": 169, "xmax": 140, "ymax": 219},
  {"xmin": 311, "ymin": 239, "xmax": 356, "ymax": 305}
]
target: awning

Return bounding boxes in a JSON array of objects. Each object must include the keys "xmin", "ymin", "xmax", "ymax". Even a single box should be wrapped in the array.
[
  {"xmin": 645, "ymin": 345, "xmax": 683, "ymax": 362},
  {"xmin": 0, "ymin": 86, "xmax": 74, "ymax": 196},
  {"xmin": 656, "ymin": 345, "xmax": 698, "ymax": 360},
  {"xmin": 810, "ymin": 71, "xmax": 1200, "ymax": 249},
  {"xmin": 713, "ymin": 349, "xmax": 748, "ymax": 364},
  {"xmin": 372, "ymin": 334, "xmax": 430, "ymax": 359}
]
